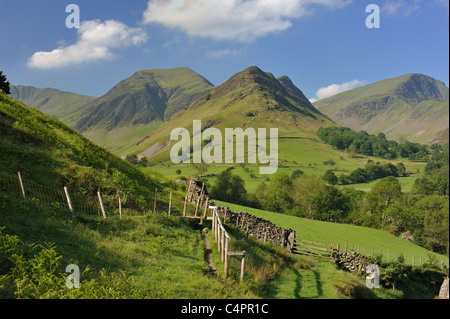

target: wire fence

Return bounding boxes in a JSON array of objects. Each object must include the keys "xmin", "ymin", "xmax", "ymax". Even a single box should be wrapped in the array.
[{"xmin": 0, "ymin": 171, "xmax": 177, "ymax": 219}]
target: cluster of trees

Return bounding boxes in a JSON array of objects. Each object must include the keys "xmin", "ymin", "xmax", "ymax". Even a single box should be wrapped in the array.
[
  {"xmin": 413, "ymin": 145, "xmax": 449, "ymax": 196},
  {"xmin": 125, "ymin": 154, "xmax": 148, "ymax": 167},
  {"xmin": 325, "ymin": 160, "xmax": 408, "ymax": 185},
  {"xmin": 317, "ymin": 127, "xmax": 431, "ymax": 161},
  {"xmin": 209, "ymin": 165, "xmax": 449, "ymax": 255}
]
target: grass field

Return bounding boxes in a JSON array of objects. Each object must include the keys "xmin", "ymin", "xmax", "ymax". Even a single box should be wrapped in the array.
[
  {"xmin": 150, "ymin": 137, "xmax": 427, "ymax": 193},
  {"xmin": 214, "ymin": 200, "xmax": 449, "ymax": 267}
]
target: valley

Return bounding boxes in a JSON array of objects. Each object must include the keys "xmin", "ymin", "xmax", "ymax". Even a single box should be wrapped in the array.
[{"xmin": 1, "ymin": 65, "xmax": 448, "ymax": 300}]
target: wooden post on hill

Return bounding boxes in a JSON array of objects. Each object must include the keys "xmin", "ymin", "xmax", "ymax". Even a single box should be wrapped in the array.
[
  {"xmin": 97, "ymin": 190, "xmax": 107, "ymax": 219},
  {"xmin": 64, "ymin": 186, "xmax": 74, "ymax": 218},
  {"xmin": 195, "ymin": 183, "xmax": 205, "ymax": 217},
  {"xmin": 183, "ymin": 180, "xmax": 192, "ymax": 217},
  {"xmin": 118, "ymin": 196, "xmax": 122, "ymax": 219},
  {"xmin": 224, "ymin": 237, "xmax": 229, "ymax": 278},
  {"xmin": 17, "ymin": 172, "xmax": 26, "ymax": 200}
]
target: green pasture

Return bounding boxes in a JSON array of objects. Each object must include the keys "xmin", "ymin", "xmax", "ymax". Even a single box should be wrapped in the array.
[{"xmin": 214, "ymin": 200, "xmax": 449, "ymax": 267}]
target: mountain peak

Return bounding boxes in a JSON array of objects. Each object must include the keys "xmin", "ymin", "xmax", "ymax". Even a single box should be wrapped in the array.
[
  {"xmin": 314, "ymin": 73, "xmax": 449, "ymax": 145},
  {"xmin": 395, "ymin": 73, "xmax": 449, "ymax": 103},
  {"xmin": 72, "ymin": 67, "xmax": 214, "ymax": 133}
]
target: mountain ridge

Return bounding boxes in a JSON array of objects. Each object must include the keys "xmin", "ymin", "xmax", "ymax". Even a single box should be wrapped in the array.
[
  {"xmin": 126, "ymin": 65, "xmax": 333, "ymax": 162},
  {"xmin": 314, "ymin": 73, "xmax": 449, "ymax": 145}
]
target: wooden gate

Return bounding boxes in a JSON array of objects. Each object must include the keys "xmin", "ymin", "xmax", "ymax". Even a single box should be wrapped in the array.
[{"xmin": 290, "ymin": 237, "xmax": 332, "ymax": 259}]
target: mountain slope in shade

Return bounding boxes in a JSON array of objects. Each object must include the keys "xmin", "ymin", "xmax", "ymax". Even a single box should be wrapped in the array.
[
  {"xmin": 126, "ymin": 66, "xmax": 333, "ymax": 162},
  {"xmin": 10, "ymin": 85, "xmax": 95, "ymax": 120},
  {"xmin": 313, "ymin": 73, "xmax": 449, "ymax": 145},
  {"xmin": 71, "ymin": 67, "xmax": 214, "ymax": 131},
  {"xmin": 64, "ymin": 67, "xmax": 214, "ymax": 153}
]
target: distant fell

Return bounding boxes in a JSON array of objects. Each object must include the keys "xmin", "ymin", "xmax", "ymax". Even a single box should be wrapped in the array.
[
  {"xmin": 314, "ymin": 73, "xmax": 449, "ymax": 145},
  {"xmin": 10, "ymin": 85, "xmax": 95, "ymax": 120},
  {"xmin": 126, "ymin": 65, "xmax": 333, "ymax": 162},
  {"xmin": 72, "ymin": 67, "xmax": 214, "ymax": 132}
]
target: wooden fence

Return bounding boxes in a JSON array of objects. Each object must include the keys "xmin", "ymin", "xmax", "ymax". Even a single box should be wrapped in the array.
[
  {"xmin": 0, "ymin": 171, "xmax": 175, "ymax": 220},
  {"xmin": 290, "ymin": 237, "xmax": 333, "ymax": 259},
  {"xmin": 211, "ymin": 206, "xmax": 246, "ymax": 282},
  {"xmin": 290, "ymin": 234, "xmax": 448, "ymax": 267}
]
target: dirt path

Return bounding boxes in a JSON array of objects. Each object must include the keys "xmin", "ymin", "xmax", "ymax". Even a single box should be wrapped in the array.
[{"xmin": 201, "ymin": 231, "xmax": 218, "ymax": 278}]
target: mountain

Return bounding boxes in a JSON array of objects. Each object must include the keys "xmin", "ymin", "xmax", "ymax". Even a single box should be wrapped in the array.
[
  {"xmin": 64, "ymin": 67, "xmax": 214, "ymax": 153},
  {"xmin": 10, "ymin": 85, "xmax": 95, "ymax": 119},
  {"xmin": 125, "ymin": 66, "xmax": 333, "ymax": 163},
  {"xmin": 0, "ymin": 91, "xmax": 169, "ymax": 213},
  {"xmin": 313, "ymin": 73, "xmax": 449, "ymax": 145}
]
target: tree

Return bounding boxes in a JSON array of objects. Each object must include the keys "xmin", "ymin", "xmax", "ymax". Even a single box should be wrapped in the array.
[
  {"xmin": 0, "ymin": 70, "xmax": 11, "ymax": 95},
  {"xmin": 313, "ymin": 186, "xmax": 350, "ymax": 222},
  {"xmin": 210, "ymin": 170, "xmax": 246, "ymax": 204},
  {"xmin": 291, "ymin": 169, "xmax": 304, "ymax": 180},
  {"xmin": 125, "ymin": 154, "xmax": 138, "ymax": 165},
  {"xmin": 291, "ymin": 175, "xmax": 327, "ymax": 218},
  {"xmin": 263, "ymin": 172, "xmax": 293, "ymax": 214},
  {"xmin": 323, "ymin": 170, "xmax": 338, "ymax": 185},
  {"xmin": 194, "ymin": 163, "xmax": 208, "ymax": 177},
  {"xmin": 364, "ymin": 176, "xmax": 402, "ymax": 228},
  {"xmin": 137, "ymin": 157, "xmax": 148, "ymax": 167}
]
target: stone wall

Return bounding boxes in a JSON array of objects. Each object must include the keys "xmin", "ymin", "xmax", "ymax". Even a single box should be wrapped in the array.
[
  {"xmin": 183, "ymin": 177, "xmax": 295, "ymax": 250},
  {"xmin": 439, "ymin": 277, "xmax": 449, "ymax": 299}
]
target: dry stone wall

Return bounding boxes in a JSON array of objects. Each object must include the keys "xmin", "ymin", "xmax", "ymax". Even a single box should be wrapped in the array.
[
  {"xmin": 332, "ymin": 250, "xmax": 373, "ymax": 275},
  {"xmin": 183, "ymin": 177, "xmax": 295, "ymax": 249}
]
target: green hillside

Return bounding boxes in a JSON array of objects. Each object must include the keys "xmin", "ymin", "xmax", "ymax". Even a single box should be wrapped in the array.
[
  {"xmin": 10, "ymin": 85, "xmax": 95, "ymax": 120},
  {"xmin": 215, "ymin": 201, "xmax": 449, "ymax": 267},
  {"xmin": 0, "ymin": 93, "xmax": 447, "ymax": 299},
  {"xmin": 0, "ymin": 93, "xmax": 278, "ymax": 299},
  {"xmin": 313, "ymin": 73, "xmax": 449, "ymax": 145},
  {"xmin": 65, "ymin": 67, "xmax": 214, "ymax": 154},
  {"xmin": 126, "ymin": 66, "xmax": 333, "ymax": 163}
]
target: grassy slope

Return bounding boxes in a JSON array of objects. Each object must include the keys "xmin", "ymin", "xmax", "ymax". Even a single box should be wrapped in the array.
[
  {"xmin": 215, "ymin": 200, "xmax": 449, "ymax": 267},
  {"xmin": 0, "ymin": 94, "xmax": 307, "ymax": 299},
  {"xmin": 10, "ymin": 85, "xmax": 95, "ymax": 120},
  {"xmin": 0, "ymin": 94, "xmax": 239, "ymax": 298},
  {"xmin": 65, "ymin": 67, "xmax": 214, "ymax": 154},
  {"xmin": 125, "ymin": 66, "xmax": 333, "ymax": 161},
  {"xmin": 151, "ymin": 137, "xmax": 426, "ymax": 193},
  {"xmin": 313, "ymin": 73, "xmax": 449, "ymax": 145}
]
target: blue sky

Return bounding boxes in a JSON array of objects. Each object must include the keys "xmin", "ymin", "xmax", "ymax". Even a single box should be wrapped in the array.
[{"xmin": 0, "ymin": 0, "xmax": 448, "ymax": 101}]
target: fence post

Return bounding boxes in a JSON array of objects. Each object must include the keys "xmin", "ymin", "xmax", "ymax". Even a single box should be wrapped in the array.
[
  {"xmin": 195, "ymin": 187, "xmax": 204, "ymax": 217},
  {"xmin": 224, "ymin": 237, "xmax": 229, "ymax": 278},
  {"xmin": 183, "ymin": 181, "xmax": 191, "ymax": 217},
  {"xmin": 240, "ymin": 253, "xmax": 246, "ymax": 282},
  {"xmin": 118, "ymin": 196, "xmax": 122, "ymax": 219},
  {"xmin": 221, "ymin": 227, "xmax": 225, "ymax": 263},
  {"xmin": 64, "ymin": 186, "xmax": 74, "ymax": 217},
  {"xmin": 97, "ymin": 190, "xmax": 107, "ymax": 219},
  {"xmin": 17, "ymin": 172, "xmax": 26, "ymax": 200}
]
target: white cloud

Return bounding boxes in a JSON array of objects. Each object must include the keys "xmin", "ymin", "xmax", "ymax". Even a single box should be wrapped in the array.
[
  {"xmin": 205, "ymin": 47, "xmax": 247, "ymax": 58},
  {"xmin": 382, "ymin": 0, "xmax": 421, "ymax": 16},
  {"xmin": 142, "ymin": 0, "xmax": 352, "ymax": 42},
  {"xmin": 28, "ymin": 20, "xmax": 148, "ymax": 70},
  {"xmin": 313, "ymin": 79, "xmax": 366, "ymax": 100}
]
